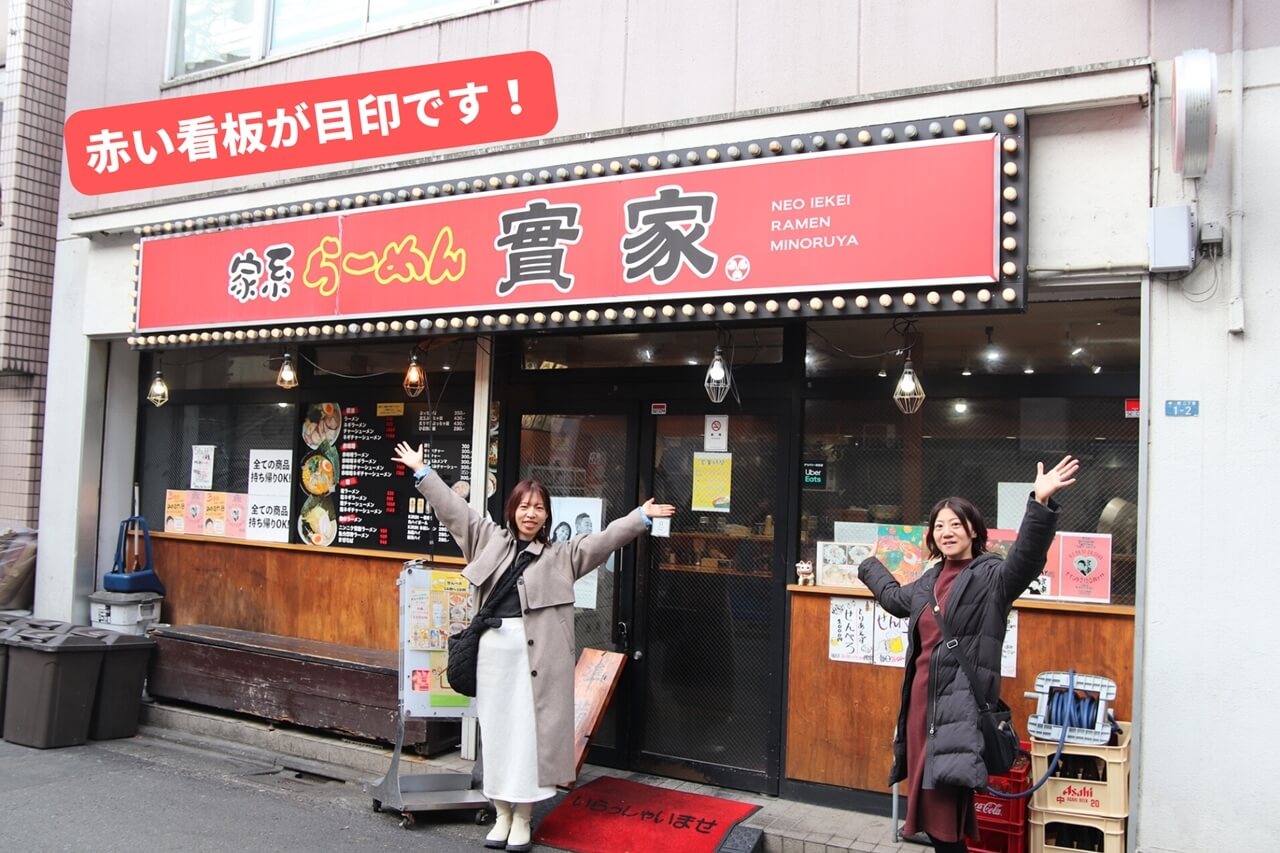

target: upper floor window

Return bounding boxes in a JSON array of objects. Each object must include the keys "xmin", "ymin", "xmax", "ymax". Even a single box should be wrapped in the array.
[{"xmin": 171, "ymin": 0, "xmax": 495, "ymax": 79}]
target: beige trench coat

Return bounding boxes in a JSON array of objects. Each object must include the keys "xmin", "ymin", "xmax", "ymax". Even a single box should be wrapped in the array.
[{"xmin": 416, "ymin": 469, "xmax": 646, "ymax": 788}]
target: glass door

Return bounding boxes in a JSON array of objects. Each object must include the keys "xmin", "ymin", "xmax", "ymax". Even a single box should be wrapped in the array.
[{"xmin": 630, "ymin": 411, "xmax": 787, "ymax": 793}]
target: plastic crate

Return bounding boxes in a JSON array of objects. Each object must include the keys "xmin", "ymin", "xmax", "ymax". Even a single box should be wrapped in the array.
[
  {"xmin": 975, "ymin": 742, "xmax": 1032, "ymax": 828},
  {"xmin": 89, "ymin": 591, "xmax": 162, "ymax": 628},
  {"xmin": 1031, "ymin": 724, "xmax": 1130, "ymax": 818},
  {"xmin": 969, "ymin": 820, "xmax": 1027, "ymax": 853},
  {"xmin": 1030, "ymin": 809, "xmax": 1125, "ymax": 853}
]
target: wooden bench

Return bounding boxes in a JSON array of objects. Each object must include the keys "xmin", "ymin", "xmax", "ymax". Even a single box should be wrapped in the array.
[{"xmin": 147, "ymin": 624, "xmax": 459, "ymax": 756}]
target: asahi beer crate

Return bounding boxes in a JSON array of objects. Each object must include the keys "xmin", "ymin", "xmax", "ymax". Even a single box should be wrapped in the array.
[
  {"xmin": 1031, "ymin": 725, "xmax": 1130, "ymax": 818},
  {"xmin": 1029, "ymin": 809, "xmax": 1125, "ymax": 853}
]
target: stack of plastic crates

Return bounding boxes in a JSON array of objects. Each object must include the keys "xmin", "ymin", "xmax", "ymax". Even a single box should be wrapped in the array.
[{"xmin": 966, "ymin": 741, "xmax": 1031, "ymax": 853}]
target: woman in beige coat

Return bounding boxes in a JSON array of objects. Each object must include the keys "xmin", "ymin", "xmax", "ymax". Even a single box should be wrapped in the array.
[{"xmin": 392, "ymin": 441, "xmax": 674, "ymax": 852}]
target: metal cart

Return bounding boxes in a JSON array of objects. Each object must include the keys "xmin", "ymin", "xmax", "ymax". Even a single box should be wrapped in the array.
[{"xmin": 365, "ymin": 562, "xmax": 490, "ymax": 829}]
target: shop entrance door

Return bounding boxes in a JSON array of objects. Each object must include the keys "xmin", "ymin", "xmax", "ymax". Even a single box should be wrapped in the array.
[{"xmin": 514, "ymin": 403, "xmax": 787, "ymax": 794}]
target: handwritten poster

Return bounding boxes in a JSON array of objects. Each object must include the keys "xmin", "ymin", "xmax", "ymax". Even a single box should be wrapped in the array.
[
  {"xmin": 190, "ymin": 444, "xmax": 215, "ymax": 490},
  {"xmin": 873, "ymin": 604, "xmax": 909, "ymax": 668},
  {"xmin": 817, "ymin": 540, "xmax": 869, "ymax": 588},
  {"xmin": 690, "ymin": 451, "xmax": 732, "ymax": 513},
  {"xmin": 829, "ymin": 597, "xmax": 875, "ymax": 663}
]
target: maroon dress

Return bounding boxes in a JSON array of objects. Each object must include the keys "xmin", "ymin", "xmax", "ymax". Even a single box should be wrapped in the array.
[{"xmin": 903, "ymin": 558, "xmax": 977, "ymax": 843}]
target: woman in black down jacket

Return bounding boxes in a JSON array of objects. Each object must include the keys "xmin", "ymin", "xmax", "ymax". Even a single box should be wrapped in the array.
[{"xmin": 858, "ymin": 455, "xmax": 1080, "ymax": 853}]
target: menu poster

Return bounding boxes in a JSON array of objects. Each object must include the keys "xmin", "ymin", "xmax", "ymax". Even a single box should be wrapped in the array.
[
  {"xmin": 225, "ymin": 493, "xmax": 249, "ymax": 539},
  {"xmin": 296, "ymin": 397, "xmax": 472, "ymax": 555},
  {"xmin": 1056, "ymin": 532, "xmax": 1112, "ymax": 603},
  {"xmin": 203, "ymin": 491, "xmax": 227, "ymax": 536},
  {"xmin": 164, "ymin": 490, "xmax": 187, "ymax": 532},
  {"xmin": 191, "ymin": 444, "xmax": 215, "ymax": 490},
  {"xmin": 690, "ymin": 451, "xmax": 733, "ymax": 513}
]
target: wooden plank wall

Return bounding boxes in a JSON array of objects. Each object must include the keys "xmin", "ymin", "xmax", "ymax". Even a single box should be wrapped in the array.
[
  {"xmin": 150, "ymin": 534, "xmax": 463, "ymax": 650},
  {"xmin": 784, "ymin": 589, "xmax": 1134, "ymax": 792}
]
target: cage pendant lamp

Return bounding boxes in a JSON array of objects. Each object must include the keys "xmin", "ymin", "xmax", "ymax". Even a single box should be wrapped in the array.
[
  {"xmin": 146, "ymin": 370, "xmax": 170, "ymax": 407},
  {"xmin": 704, "ymin": 346, "xmax": 732, "ymax": 403},
  {"xmin": 403, "ymin": 352, "xmax": 426, "ymax": 397},
  {"xmin": 276, "ymin": 353, "xmax": 298, "ymax": 389},
  {"xmin": 893, "ymin": 359, "xmax": 926, "ymax": 414}
]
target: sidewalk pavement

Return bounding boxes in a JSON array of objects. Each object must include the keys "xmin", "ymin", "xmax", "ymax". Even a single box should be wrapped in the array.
[{"xmin": 140, "ymin": 700, "xmax": 916, "ymax": 853}]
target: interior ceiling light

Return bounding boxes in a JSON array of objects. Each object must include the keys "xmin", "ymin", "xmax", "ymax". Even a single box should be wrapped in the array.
[
  {"xmin": 403, "ymin": 351, "xmax": 425, "ymax": 397},
  {"xmin": 1092, "ymin": 364, "xmax": 1103, "ymax": 374},
  {"xmin": 704, "ymin": 345, "xmax": 732, "ymax": 404},
  {"xmin": 984, "ymin": 325, "xmax": 1001, "ymax": 362},
  {"xmin": 276, "ymin": 353, "xmax": 298, "ymax": 389},
  {"xmin": 146, "ymin": 369, "xmax": 169, "ymax": 407},
  {"xmin": 877, "ymin": 357, "xmax": 888, "ymax": 378}
]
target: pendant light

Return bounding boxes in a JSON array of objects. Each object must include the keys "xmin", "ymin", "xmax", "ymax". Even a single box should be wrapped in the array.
[
  {"xmin": 704, "ymin": 345, "xmax": 732, "ymax": 403},
  {"xmin": 403, "ymin": 351, "xmax": 425, "ymax": 397},
  {"xmin": 146, "ymin": 369, "xmax": 170, "ymax": 407},
  {"xmin": 276, "ymin": 353, "xmax": 298, "ymax": 389},
  {"xmin": 893, "ymin": 358, "xmax": 925, "ymax": 414}
]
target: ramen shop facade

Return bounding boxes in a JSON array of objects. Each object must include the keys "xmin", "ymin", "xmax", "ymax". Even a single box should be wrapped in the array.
[{"xmin": 41, "ymin": 0, "xmax": 1215, "ymax": 835}]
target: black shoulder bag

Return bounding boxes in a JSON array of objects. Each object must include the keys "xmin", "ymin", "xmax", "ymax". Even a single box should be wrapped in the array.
[
  {"xmin": 445, "ymin": 550, "xmax": 534, "ymax": 697},
  {"xmin": 930, "ymin": 601, "xmax": 1020, "ymax": 777}
]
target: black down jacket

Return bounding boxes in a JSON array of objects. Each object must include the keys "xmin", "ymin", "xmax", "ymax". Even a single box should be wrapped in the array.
[{"xmin": 857, "ymin": 496, "xmax": 1059, "ymax": 790}]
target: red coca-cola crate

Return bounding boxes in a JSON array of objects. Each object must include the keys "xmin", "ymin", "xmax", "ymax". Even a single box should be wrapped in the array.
[
  {"xmin": 969, "ymin": 820, "xmax": 1027, "ymax": 853},
  {"xmin": 973, "ymin": 742, "xmax": 1032, "ymax": 829}
]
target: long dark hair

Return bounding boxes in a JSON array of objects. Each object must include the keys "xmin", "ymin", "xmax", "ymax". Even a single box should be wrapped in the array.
[
  {"xmin": 924, "ymin": 496, "xmax": 988, "ymax": 560},
  {"xmin": 504, "ymin": 479, "xmax": 552, "ymax": 544}
]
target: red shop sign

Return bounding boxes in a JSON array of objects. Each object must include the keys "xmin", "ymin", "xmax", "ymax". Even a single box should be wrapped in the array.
[
  {"xmin": 136, "ymin": 135, "xmax": 1000, "ymax": 332},
  {"xmin": 66, "ymin": 52, "xmax": 557, "ymax": 195}
]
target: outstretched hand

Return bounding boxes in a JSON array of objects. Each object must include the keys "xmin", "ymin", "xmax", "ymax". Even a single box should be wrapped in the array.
[
  {"xmin": 642, "ymin": 498, "xmax": 676, "ymax": 519},
  {"xmin": 1034, "ymin": 455, "xmax": 1080, "ymax": 504},
  {"xmin": 392, "ymin": 441, "xmax": 426, "ymax": 473}
]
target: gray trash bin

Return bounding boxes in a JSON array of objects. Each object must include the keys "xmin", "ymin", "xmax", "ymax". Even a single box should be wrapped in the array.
[
  {"xmin": 68, "ymin": 626, "xmax": 156, "ymax": 740},
  {"xmin": 2, "ymin": 630, "xmax": 105, "ymax": 748},
  {"xmin": 7, "ymin": 617, "xmax": 73, "ymax": 634}
]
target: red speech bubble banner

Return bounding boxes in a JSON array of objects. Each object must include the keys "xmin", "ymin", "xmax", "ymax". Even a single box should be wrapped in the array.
[{"xmin": 66, "ymin": 52, "xmax": 557, "ymax": 195}]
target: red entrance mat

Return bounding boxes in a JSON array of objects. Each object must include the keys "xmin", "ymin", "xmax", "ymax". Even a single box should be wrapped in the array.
[{"xmin": 534, "ymin": 775, "xmax": 761, "ymax": 853}]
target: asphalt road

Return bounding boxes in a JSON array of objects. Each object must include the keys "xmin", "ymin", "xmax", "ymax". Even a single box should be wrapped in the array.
[{"xmin": 0, "ymin": 732, "xmax": 549, "ymax": 852}]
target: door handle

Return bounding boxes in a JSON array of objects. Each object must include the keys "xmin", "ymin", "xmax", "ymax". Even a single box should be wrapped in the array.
[{"xmin": 616, "ymin": 620, "xmax": 629, "ymax": 653}]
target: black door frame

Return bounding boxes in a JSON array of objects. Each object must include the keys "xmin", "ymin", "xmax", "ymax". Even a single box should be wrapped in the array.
[{"xmin": 491, "ymin": 326, "xmax": 806, "ymax": 794}]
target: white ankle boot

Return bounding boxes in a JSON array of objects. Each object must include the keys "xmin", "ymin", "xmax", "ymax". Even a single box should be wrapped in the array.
[
  {"xmin": 505, "ymin": 802, "xmax": 533, "ymax": 852},
  {"xmin": 484, "ymin": 800, "xmax": 512, "ymax": 849}
]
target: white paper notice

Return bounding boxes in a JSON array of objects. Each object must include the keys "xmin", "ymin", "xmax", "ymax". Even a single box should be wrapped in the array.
[
  {"xmin": 1000, "ymin": 611, "xmax": 1019, "ymax": 678},
  {"xmin": 834, "ymin": 521, "xmax": 880, "ymax": 544},
  {"xmin": 997, "ymin": 482, "xmax": 1035, "ymax": 529},
  {"xmin": 191, "ymin": 445, "xmax": 215, "ymax": 490},
  {"xmin": 873, "ymin": 605, "xmax": 909, "ymax": 668},
  {"xmin": 248, "ymin": 449, "xmax": 293, "ymax": 497},
  {"xmin": 829, "ymin": 597, "xmax": 875, "ymax": 663},
  {"xmin": 573, "ymin": 572, "xmax": 599, "ymax": 609},
  {"xmin": 246, "ymin": 495, "xmax": 291, "ymax": 543},
  {"xmin": 649, "ymin": 517, "xmax": 671, "ymax": 538}
]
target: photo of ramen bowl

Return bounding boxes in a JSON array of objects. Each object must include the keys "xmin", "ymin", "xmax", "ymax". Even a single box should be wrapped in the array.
[
  {"xmin": 301, "ymin": 402, "xmax": 342, "ymax": 449},
  {"xmin": 298, "ymin": 495, "xmax": 337, "ymax": 547},
  {"xmin": 301, "ymin": 450, "xmax": 337, "ymax": 495}
]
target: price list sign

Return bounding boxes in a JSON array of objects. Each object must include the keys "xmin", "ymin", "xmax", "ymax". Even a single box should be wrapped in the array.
[{"xmin": 334, "ymin": 405, "xmax": 398, "ymax": 548}]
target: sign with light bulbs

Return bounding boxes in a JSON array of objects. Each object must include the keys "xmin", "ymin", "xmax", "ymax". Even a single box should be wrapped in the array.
[{"xmin": 135, "ymin": 125, "xmax": 1019, "ymax": 333}]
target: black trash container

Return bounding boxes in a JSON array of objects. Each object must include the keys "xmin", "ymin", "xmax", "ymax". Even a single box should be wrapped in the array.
[
  {"xmin": 2, "ymin": 630, "xmax": 105, "ymax": 748},
  {"xmin": 7, "ymin": 617, "xmax": 73, "ymax": 634},
  {"xmin": 68, "ymin": 627, "xmax": 156, "ymax": 740},
  {"xmin": 0, "ymin": 624, "xmax": 22, "ymax": 729}
]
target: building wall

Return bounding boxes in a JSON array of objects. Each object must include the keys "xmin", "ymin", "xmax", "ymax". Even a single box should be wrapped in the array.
[
  {"xmin": 42, "ymin": 2, "xmax": 1280, "ymax": 852},
  {"xmin": 0, "ymin": 1, "xmax": 72, "ymax": 528}
]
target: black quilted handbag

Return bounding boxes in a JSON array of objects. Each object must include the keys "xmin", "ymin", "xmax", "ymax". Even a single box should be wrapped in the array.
[{"xmin": 445, "ymin": 555, "xmax": 531, "ymax": 697}]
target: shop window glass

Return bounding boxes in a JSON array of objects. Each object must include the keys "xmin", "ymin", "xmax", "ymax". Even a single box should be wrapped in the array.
[
  {"xmin": 172, "ymin": 0, "xmax": 257, "ymax": 78},
  {"xmin": 800, "ymin": 396, "xmax": 1138, "ymax": 605},
  {"xmin": 520, "ymin": 328, "xmax": 783, "ymax": 371}
]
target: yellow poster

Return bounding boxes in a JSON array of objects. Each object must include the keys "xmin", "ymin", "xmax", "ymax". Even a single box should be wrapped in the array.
[
  {"xmin": 691, "ymin": 452, "xmax": 733, "ymax": 513},
  {"xmin": 203, "ymin": 491, "xmax": 227, "ymax": 536},
  {"xmin": 164, "ymin": 490, "xmax": 187, "ymax": 532}
]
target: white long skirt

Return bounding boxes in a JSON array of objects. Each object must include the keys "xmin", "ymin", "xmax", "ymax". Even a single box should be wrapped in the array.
[{"xmin": 477, "ymin": 617, "xmax": 557, "ymax": 803}]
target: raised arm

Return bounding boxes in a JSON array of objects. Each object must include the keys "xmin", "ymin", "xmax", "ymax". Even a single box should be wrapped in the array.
[
  {"xmin": 567, "ymin": 499, "xmax": 675, "ymax": 580},
  {"xmin": 393, "ymin": 441, "xmax": 499, "ymax": 560},
  {"xmin": 997, "ymin": 455, "xmax": 1079, "ymax": 604},
  {"xmin": 857, "ymin": 556, "xmax": 917, "ymax": 618}
]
